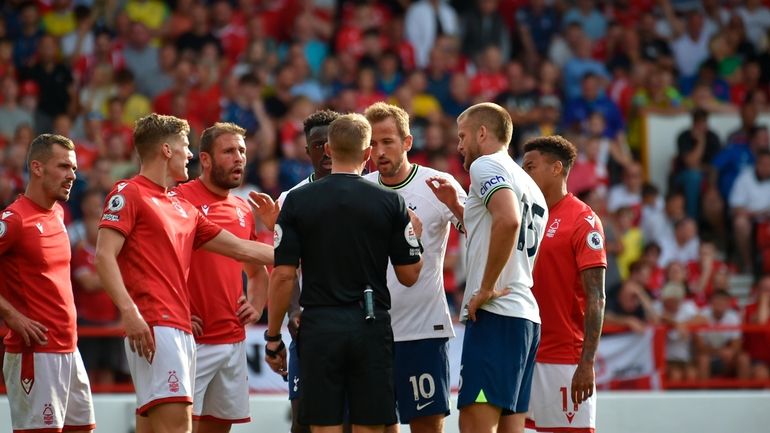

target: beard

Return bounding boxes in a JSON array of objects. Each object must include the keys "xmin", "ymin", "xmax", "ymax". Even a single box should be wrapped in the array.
[{"xmin": 211, "ymin": 163, "xmax": 242, "ymax": 190}]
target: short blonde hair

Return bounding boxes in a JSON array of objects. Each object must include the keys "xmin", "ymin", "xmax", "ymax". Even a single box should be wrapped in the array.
[
  {"xmin": 327, "ymin": 113, "xmax": 372, "ymax": 163},
  {"xmin": 458, "ymin": 102, "xmax": 513, "ymax": 145},
  {"xmin": 363, "ymin": 102, "xmax": 411, "ymax": 139},
  {"xmin": 133, "ymin": 113, "xmax": 190, "ymax": 160}
]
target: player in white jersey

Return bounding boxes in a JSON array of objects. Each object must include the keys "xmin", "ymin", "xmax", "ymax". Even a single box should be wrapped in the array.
[
  {"xmin": 429, "ymin": 103, "xmax": 547, "ymax": 433},
  {"xmin": 250, "ymin": 110, "xmax": 341, "ymax": 433},
  {"xmin": 362, "ymin": 102, "xmax": 467, "ymax": 433}
]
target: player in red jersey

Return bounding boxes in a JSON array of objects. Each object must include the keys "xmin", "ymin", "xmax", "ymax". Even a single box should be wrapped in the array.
[
  {"xmin": 0, "ymin": 134, "xmax": 95, "ymax": 433},
  {"xmin": 521, "ymin": 136, "xmax": 607, "ymax": 433},
  {"xmin": 94, "ymin": 114, "xmax": 273, "ymax": 433},
  {"xmin": 173, "ymin": 122, "xmax": 269, "ymax": 433}
]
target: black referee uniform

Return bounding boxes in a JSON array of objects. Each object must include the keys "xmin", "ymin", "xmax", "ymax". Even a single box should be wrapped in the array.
[{"xmin": 274, "ymin": 172, "xmax": 421, "ymax": 426}]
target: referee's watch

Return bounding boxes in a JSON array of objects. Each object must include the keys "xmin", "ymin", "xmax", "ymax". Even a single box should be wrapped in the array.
[{"xmin": 264, "ymin": 330, "xmax": 282, "ymax": 342}]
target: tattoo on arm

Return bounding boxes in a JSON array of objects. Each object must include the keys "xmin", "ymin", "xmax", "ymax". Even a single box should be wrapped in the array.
[{"xmin": 580, "ymin": 267, "xmax": 606, "ymax": 364}]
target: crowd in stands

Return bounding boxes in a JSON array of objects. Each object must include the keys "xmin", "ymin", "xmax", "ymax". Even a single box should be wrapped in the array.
[{"xmin": 1, "ymin": 0, "xmax": 770, "ymax": 387}]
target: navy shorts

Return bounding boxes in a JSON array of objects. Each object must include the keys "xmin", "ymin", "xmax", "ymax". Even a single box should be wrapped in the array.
[
  {"xmin": 457, "ymin": 310, "xmax": 540, "ymax": 414},
  {"xmin": 288, "ymin": 339, "xmax": 300, "ymax": 400},
  {"xmin": 394, "ymin": 338, "xmax": 451, "ymax": 424}
]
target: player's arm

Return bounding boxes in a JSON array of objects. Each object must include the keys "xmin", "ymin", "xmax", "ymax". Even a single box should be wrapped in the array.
[
  {"xmin": 466, "ymin": 188, "xmax": 519, "ymax": 321},
  {"xmin": 0, "ymin": 216, "xmax": 48, "ymax": 346},
  {"xmin": 94, "ymin": 227, "xmax": 155, "ymax": 361},
  {"xmin": 238, "ymin": 262, "xmax": 268, "ymax": 325},
  {"xmin": 265, "ymin": 265, "xmax": 296, "ymax": 377},
  {"xmin": 201, "ymin": 229, "xmax": 274, "ymax": 265},
  {"xmin": 572, "ymin": 266, "xmax": 606, "ymax": 406},
  {"xmin": 426, "ymin": 176, "xmax": 465, "ymax": 227}
]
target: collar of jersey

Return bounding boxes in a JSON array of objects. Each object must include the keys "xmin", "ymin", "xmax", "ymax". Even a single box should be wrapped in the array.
[
  {"xmin": 379, "ymin": 164, "xmax": 419, "ymax": 190},
  {"xmin": 308, "ymin": 173, "xmax": 316, "ymax": 182}
]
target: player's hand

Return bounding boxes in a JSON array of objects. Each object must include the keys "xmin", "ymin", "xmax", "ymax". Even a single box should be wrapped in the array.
[
  {"xmin": 248, "ymin": 191, "xmax": 280, "ymax": 231},
  {"xmin": 236, "ymin": 295, "xmax": 260, "ymax": 325},
  {"xmin": 122, "ymin": 308, "xmax": 155, "ymax": 363},
  {"xmin": 265, "ymin": 340, "xmax": 287, "ymax": 377},
  {"xmin": 571, "ymin": 360, "xmax": 595, "ymax": 406},
  {"xmin": 288, "ymin": 311, "xmax": 301, "ymax": 340},
  {"xmin": 466, "ymin": 288, "xmax": 511, "ymax": 322},
  {"xmin": 407, "ymin": 209, "xmax": 423, "ymax": 239},
  {"xmin": 426, "ymin": 176, "xmax": 459, "ymax": 208},
  {"xmin": 191, "ymin": 315, "xmax": 203, "ymax": 337},
  {"xmin": 5, "ymin": 311, "xmax": 48, "ymax": 346}
]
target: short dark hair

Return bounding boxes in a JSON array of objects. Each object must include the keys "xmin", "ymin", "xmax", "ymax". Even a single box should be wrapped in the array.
[
  {"xmin": 522, "ymin": 135, "xmax": 578, "ymax": 175},
  {"xmin": 642, "ymin": 182, "xmax": 659, "ymax": 198},
  {"xmin": 27, "ymin": 134, "xmax": 75, "ymax": 169},
  {"xmin": 199, "ymin": 122, "xmax": 246, "ymax": 155},
  {"xmin": 303, "ymin": 110, "xmax": 341, "ymax": 137},
  {"xmin": 692, "ymin": 108, "xmax": 709, "ymax": 123}
]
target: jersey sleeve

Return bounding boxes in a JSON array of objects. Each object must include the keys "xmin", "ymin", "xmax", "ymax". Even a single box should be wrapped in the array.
[
  {"xmin": 0, "ymin": 211, "xmax": 21, "ymax": 255},
  {"xmin": 274, "ymin": 192, "xmax": 301, "ymax": 267},
  {"xmin": 99, "ymin": 183, "xmax": 139, "ymax": 237},
  {"xmin": 572, "ymin": 211, "xmax": 608, "ymax": 271},
  {"xmin": 193, "ymin": 208, "xmax": 223, "ymax": 249},
  {"xmin": 389, "ymin": 193, "xmax": 422, "ymax": 266},
  {"xmin": 469, "ymin": 157, "xmax": 514, "ymax": 208}
]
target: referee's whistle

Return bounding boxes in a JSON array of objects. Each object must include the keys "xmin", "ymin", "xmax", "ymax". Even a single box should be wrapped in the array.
[{"xmin": 364, "ymin": 286, "xmax": 376, "ymax": 323}]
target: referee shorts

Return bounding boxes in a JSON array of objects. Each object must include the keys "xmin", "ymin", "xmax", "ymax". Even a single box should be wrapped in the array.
[{"xmin": 297, "ymin": 305, "xmax": 396, "ymax": 426}]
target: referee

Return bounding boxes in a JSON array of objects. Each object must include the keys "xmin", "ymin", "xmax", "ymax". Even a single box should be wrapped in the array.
[{"xmin": 264, "ymin": 113, "xmax": 424, "ymax": 432}]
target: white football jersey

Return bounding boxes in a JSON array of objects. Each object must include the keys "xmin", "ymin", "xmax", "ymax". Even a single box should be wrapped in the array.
[
  {"xmin": 461, "ymin": 151, "xmax": 547, "ymax": 324},
  {"xmin": 364, "ymin": 164, "xmax": 466, "ymax": 341},
  {"xmin": 277, "ymin": 173, "xmax": 315, "ymax": 207}
]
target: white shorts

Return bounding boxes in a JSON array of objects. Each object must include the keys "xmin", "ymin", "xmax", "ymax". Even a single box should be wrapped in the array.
[
  {"xmin": 192, "ymin": 341, "xmax": 251, "ymax": 424},
  {"xmin": 126, "ymin": 326, "xmax": 196, "ymax": 415},
  {"xmin": 3, "ymin": 350, "xmax": 95, "ymax": 432},
  {"xmin": 526, "ymin": 363, "xmax": 596, "ymax": 433}
]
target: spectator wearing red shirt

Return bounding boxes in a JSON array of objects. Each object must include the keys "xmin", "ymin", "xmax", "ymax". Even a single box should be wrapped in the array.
[
  {"xmin": 469, "ymin": 46, "xmax": 507, "ymax": 101},
  {"xmin": 102, "ymin": 97, "xmax": 134, "ymax": 157},
  {"xmin": 740, "ymin": 275, "xmax": 770, "ymax": 380}
]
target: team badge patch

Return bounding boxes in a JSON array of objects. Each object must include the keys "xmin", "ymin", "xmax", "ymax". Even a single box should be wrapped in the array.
[
  {"xmin": 274, "ymin": 224, "xmax": 283, "ymax": 248},
  {"xmin": 404, "ymin": 222, "xmax": 419, "ymax": 247},
  {"xmin": 107, "ymin": 194, "xmax": 126, "ymax": 212},
  {"xmin": 586, "ymin": 230, "xmax": 604, "ymax": 251},
  {"xmin": 0, "ymin": 221, "xmax": 6, "ymax": 238}
]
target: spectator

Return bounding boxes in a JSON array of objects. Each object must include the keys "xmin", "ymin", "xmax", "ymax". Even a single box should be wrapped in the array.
[
  {"xmin": 19, "ymin": 34, "xmax": 74, "ymax": 131},
  {"xmin": 113, "ymin": 69, "xmax": 151, "ymax": 127},
  {"xmin": 443, "ymin": 72, "xmax": 472, "ymax": 118},
  {"xmin": 661, "ymin": 1, "xmax": 716, "ymax": 82},
  {"xmin": 516, "ymin": 0, "xmax": 560, "ymax": 58},
  {"xmin": 72, "ymin": 29, "xmax": 125, "ymax": 88},
  {"xmin": 12, "ymin": 1, "xmax": 43, "ymax": 68},
  {"xmin": 713, "ymin": 118, "xmax": 767, "ymax": 202},
  {"xmin": 673, "ymin": 109, "xmax": 722, "ymax": 219},
  {"xmin": 562, "ymin": 36, "xmax": 610, "ymax": 100},
  {"xmin": 654, "ymin": 281, "xmax": 704, "ymax": 382},
  {"xmin": 729, "ymin": 149, "xmax": 770, "ymax": 273},
  {"xmin": 616, "ymin": 206, "xmax": 644, "ymax": 279},
  {"xmin": 377, "ymin": 50, "xmax": 403, "ymax": 96},
  {"xmin": 124, "ymin": 0, "xmax": 169, "ymax": 36},
  {"xmin": 741, "ymin": 275, "xmax": 770, "ymax": 380},
  {"xmin": 562, "ymin": 0, "xmax": 608, "ymax": 42},
  {"xmin": 494, "ymin": 61, "xmax": 539, "ymax": 140},
  {"xmin": 469, "ymin": 45, "xmax": 507, "ymax": 102},
  {"xmin": 607, "ymin": 162, "xmax": 644, "ymax": 214},
  {"xmin": 687, "ymin": 240, "xmax": 729, "ymax": 307},
  {"xmin": 695, "ymin": 290, "xmax": 743, "ymax": 380},
  {"xmin": 122, "ymin": 21, "xmax": 162, "ymax": 98},
  {"xmin": 638, "ymin": 12, "xmax": 673, "ymax": 66},
  {"xmin": 78, "ymin": 63, "xmax": 115, "ymax": 117},
  {"xmin": 264, "ymin": 63, "xmax": 298, "ymax": 119},
  {"xmin": 0, "ymin": 76, "xmax": 34, "ymax": 142},
  {"xmin": 659, "ymin": 217, "xmax": 700, "ymax": 268},
  {"xmin": 60, "ymin": 5, "xmax": 94, "ymax": 61},
  {"xmin": 605, "ymin": 279, "xmax": 659, "ymax": 333},
  {"xmin": 736, "ymin": 0, "xmax": 770, "ymax": 49},
  {"xmin": 460, "ymin": 0, "xmax": 510, "ymax": 61},
  {"xmin": 563, "ymin": 73, "xmax": 623, "ymax": 138},
  {"xmin": 405, "ymin": 0, "xmax": 459, "ymax": 69}
]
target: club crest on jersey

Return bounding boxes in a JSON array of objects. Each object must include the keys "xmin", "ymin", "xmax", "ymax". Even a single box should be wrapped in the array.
[
  {"xmin": 236, "ymin": 207, "xmax": 246, "ymax": 227},
  {"xmin": 107, "ymin": 194, "xmax": 126, "ymax": 212},
  {"xmin": 274, "ymin": 224, "xmax": 283, "ymax": 248},
  {"xmin": 546, "ymin": 218, "xmax": 561, "ymax": 238},
  {"xmin": 43, "ymin": 403, "xmax": 54, "ymax": 425},
  {"xmin": 586, "ymin": 230, "xmax": 604, "ymax": 251},
  {"xmin": 479, "ymin": 175, "xmax": 507, "ymax": 195},
  {"xmin": 0, "ymin": 221, "xmax": 6, "ymax": 238}
]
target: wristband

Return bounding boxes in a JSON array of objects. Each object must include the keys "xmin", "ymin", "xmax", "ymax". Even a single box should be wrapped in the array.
[{"xmin": 264, "ymin": 329, "xmax": 282, "ymax": 342}]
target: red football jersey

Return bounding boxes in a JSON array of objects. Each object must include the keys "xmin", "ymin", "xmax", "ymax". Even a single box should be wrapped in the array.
[
  {"xmin": 174, "ymin": 179, "xmax": 256, "ymax": 344},
  {"xmin": 532, "ymin": 193, "xmax": 608, "ymax": 364},
  {"xmin": 99, "ymin": 175, "xmax": 222, "ymax": 334},
  {"xmin": 0, "ymin": 196, "xmax": 77, "ymax": 353}
]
